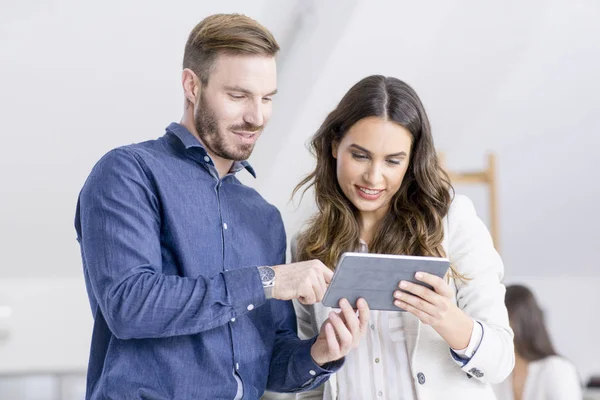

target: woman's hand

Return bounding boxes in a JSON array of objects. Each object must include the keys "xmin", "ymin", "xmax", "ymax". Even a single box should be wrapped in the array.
[{"xmin": 393, "ymin": 272, "xmax": 473, "ymax": 350}]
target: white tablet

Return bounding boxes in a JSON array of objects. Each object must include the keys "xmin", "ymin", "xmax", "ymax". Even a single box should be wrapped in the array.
[{"xmin": 322, "ymin": 252, "xmax": 450, "ymax": 311}]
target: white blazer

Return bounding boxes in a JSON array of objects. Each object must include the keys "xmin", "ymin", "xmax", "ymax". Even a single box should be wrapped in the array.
[
  {"xmin": 292, "ymin": 195, "xmax": 515, "ymax": 400},
  {"xmin": 493, "ymin": 356, "xmax": 582, "ymax": 400}
]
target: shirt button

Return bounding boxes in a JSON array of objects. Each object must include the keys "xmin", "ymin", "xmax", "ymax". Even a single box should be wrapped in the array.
[
  {"xmin": 417, "ymin": 372, "xmax": 426, "ymax": 385},
  {"xmin": 374, "ymin": 358, "xmax": 380, "ymax": 363},
  {"xmin": 223, "ymin": 223, "xmax": 228, "ymax": 230},
  {"xmin": 370, "ymin": 324, "xmax": 375, "ymax": 330},
  {"xmin": 230, "ymin": 317, "xmax": 236, "ymax": 322},
  {"xmin": 204, "ymin": 155, "xmax": 211, "ymax": 163},
  {"xmin": 309, "ymin": 370, "xmax": 316, "ymax": 376},
  {"xmin": 377, "ymin": 391, "xmax": 383, "ymax": 397},
  {"xmin": 247, "ymin": 304, "xmax": 254, "ymax": 311}
]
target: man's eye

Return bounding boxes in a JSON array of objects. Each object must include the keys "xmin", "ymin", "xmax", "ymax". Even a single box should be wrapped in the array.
[{"xmin": 229, "ymin": 94, "xmax": 245, "ymax": 100}]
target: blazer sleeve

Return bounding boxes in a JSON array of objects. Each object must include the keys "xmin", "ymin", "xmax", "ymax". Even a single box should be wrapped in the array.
[{"xmin": 447, "ymin": 195, "xmax": 515, "ymax": 384}]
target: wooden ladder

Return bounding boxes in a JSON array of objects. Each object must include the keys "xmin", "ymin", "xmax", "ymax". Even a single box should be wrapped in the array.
[{"xmin": 439, "ymin": 153, "xmax": 500, "ymax": 252}]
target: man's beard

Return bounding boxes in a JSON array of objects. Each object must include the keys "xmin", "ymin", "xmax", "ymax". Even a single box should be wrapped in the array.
[{"xmin": 194, "ymin": 93, "xmax": 263, "ymax": 161}]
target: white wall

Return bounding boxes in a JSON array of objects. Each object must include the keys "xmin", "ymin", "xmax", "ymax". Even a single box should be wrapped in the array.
[
  {"xmin": 0, "ymin": 0, "xmax": 278, "ymax": 279},
  {"xmin": 1, "ymin": 0, "xmax": 599, "ymax": 391},
  {"xmin": 0, "ymin": 279, "xmax": 91, "ymax": 374}
]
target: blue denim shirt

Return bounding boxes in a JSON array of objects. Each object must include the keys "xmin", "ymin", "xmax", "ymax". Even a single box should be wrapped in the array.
[{"xmin": 74, "ymin": 123, "xmax": 340, "ymax": 400}]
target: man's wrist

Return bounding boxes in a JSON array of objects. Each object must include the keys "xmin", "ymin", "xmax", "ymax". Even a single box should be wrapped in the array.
[
  {"xmin": 257, "ymin": 266, "xmax": 275, "ymax": 299},
  {"xmin": 310, "ymin": 343, "xmax": 326, "ymax": 366}
]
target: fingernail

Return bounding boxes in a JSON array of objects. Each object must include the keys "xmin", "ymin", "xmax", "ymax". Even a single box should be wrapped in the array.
[
  {"xmin": 395, "ymin": 291, "xmax": 403, "ymax": 299},
  {"xmin": 415, "ymin": 272, "xmax": 423, "ymax": 279},
  {"xmin": 400, "ymin": 281, "xmax": 408, "ymax": 288}
]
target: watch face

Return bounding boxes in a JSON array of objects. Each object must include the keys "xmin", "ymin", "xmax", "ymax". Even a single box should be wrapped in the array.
[{"xmin": 260, "ymin": 267, "xmax": 275, "ymax": 282}]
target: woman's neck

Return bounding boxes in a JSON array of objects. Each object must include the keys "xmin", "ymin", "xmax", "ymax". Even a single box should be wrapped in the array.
[
  {"xmin": 514, "ymin": 353, "xmax": 529, "ymax": 370},
  {"xmin": 512, "ymin": 353, "xmax": 529, "ymax": 400},
  {"xmin": 359, "ymin": 212, "xmax": 384, "ymax": 245}
]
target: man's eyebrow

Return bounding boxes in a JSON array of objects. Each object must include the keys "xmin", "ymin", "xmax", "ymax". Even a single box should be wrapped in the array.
[
  {"xmin": 224, "ymin": 85, "xmax": 278, "ymax": 97},
  {"xmin": 349, "ymin": 144, "xmax": 407, "ymax": 157}
]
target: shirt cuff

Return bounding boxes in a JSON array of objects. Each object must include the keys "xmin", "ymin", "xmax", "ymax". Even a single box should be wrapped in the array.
[
  {"xmin": 450, "ymin": 319, "xmax": 483, "ymax": 361},
  {"xmin": 222, "ymin": 266, "xmax": 267, "ymax": 317}
]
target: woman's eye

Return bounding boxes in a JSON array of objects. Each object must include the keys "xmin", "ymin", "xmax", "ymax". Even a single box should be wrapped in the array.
[
  {"xmin": 387, "ymin": 159, "xmax": 401, "ymax": 165},
  {"xmin": 351, "ymin": 153, "xmax": 368, "ymax": 160}
]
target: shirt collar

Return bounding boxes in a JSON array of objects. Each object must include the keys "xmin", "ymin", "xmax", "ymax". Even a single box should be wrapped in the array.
[
  {"xmin": 166, "ymin": 122, "xmax": 256, "ymax": 178},
  {"xmin": 358, "ymin": 239, "xmax": 369, "ymax": 253}
]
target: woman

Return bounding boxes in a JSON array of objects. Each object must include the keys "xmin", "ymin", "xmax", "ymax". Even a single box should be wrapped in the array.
[
  {"xmin": 292, "ymin": 75, "xmax": 514, "ymax": 399},
  {"xmin": 493, "ymin": 285, "xmax": 581, "ymax": 400}
]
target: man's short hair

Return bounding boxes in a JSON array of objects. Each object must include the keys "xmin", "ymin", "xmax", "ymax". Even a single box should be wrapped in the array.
[{"xmin": 183, "ymin": 13, "xmax": 280, "ymax": 84}]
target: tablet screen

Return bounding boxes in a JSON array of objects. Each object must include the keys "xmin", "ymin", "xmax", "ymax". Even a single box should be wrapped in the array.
[{"xmin": 322, "ymin": 252, "xmax": 450, "ymax": 311}]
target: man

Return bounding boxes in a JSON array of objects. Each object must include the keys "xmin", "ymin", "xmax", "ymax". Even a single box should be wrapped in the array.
[{"xmin": 75, "ymin": 13, "xmax": 369, "ymax": 400}]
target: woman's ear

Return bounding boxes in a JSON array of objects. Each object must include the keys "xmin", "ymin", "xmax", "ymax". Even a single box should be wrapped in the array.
[{"xmin": 331, "ymin": 141, "xmax": 339, "ymax": 159}]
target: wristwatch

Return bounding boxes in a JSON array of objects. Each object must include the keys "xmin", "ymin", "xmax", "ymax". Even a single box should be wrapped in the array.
[{"xmin": 258, "ymin": 266, "xmax": 276, "ymax": 299}]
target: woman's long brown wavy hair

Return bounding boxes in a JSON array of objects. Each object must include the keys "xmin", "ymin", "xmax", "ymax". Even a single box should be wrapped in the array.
[{"xmin": 293, "ymin": 75, "xmax": 458, "ymax": 276}]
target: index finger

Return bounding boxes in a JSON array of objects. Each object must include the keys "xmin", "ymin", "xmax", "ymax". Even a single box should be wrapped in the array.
[{"xmin": 319, "ymin": 264, "xmax": 334, "ymax": 283}]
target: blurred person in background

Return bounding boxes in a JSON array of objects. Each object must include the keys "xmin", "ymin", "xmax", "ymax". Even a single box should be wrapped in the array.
[
  {"xmin": 494, "ymin": 284, "xmax": 582, "ymax": 400},
  {"xmin": 291, "ymin": 75, "xmax": 514, "ymax": 399}
]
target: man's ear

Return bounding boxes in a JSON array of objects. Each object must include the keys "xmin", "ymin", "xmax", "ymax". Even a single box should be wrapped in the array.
[{"xmin": 182, "ymin": 68, "xmax": 200, "ymax": 106}]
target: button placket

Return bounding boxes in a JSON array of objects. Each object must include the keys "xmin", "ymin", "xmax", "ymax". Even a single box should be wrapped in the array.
[{"xmin": 370, "ymin": 311, "xmax": 385, "ymax": 399}]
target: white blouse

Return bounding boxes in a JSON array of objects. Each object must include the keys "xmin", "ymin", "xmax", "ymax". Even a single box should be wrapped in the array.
[
  {"xmin": 335, "ymin": 240, "xmax": 417, "ymax": 399},
  {"xmin": 338, "ymin": 308, "xmax": 416, "ymax": 399},
  {"xmin": 493, "ymin": 356, "xmax": 582, "ymax": 400}
]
